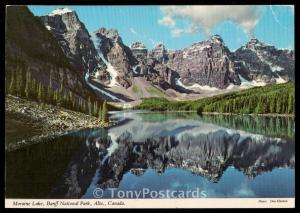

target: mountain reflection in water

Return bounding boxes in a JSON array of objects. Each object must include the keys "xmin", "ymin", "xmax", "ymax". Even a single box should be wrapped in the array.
[{"xmin": 6, "ymin": 112, "xmax": 295, "ymax": 199}]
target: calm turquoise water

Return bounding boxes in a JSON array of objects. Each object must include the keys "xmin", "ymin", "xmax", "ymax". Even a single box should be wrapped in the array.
[{"xmin": 6, "ymin": 112, "xmax": 295, "ymax": 198}]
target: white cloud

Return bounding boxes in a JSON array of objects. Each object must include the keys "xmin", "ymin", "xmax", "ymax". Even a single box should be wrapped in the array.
[
  {"xmin": 130, "ymin": 27, "xmax": 138, "ymax": 35},
  {"xmin": 159, "ymin": 5, "xmax": 264, "ymax": 37},
  {"xmin": 171, "ymin": 28, "xmax": 184, "ymax": 37},
  {"xmin": 158, "ymin": 16, "xmax": 176, "ymax": 27}
]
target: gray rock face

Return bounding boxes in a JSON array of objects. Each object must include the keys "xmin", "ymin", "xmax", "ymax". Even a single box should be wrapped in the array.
[
  {"xmin": 167, "ymin": 35, "xmax": 241, "ymax": 89},
  {"xmin": 148, "ymin": 43, "xmax": 169, "ymax": 63},
  {"xmin": 6, "ymin": 6, "xmax": 98, "ymax": 103},
  {"xmin": 39, "ymin": 9, "xmax": 106, "ymax": 75},
  {"xmin": 94, "ymin": 28, "xmax": 138, "ymax": 88},
  {"xmin": 234, "ymin": 38, "xmax": 294, "ymax": 82},
  {"xmin": 130, "ymin": 42, "xmax": 148, "ymax": 76},
  {"xmin": 145, "ymin": 60, "xmax": 179, "ymax": 89},
  {"xmin": 130, "ymin": 42, "xmax": 178, "ymax": 89},
  {"xmin": 38, "ymin": 8, "xmax": 294, "ymax": 94}
]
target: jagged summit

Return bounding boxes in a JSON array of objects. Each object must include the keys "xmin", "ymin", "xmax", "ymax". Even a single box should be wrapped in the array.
[
  {"xmin": 130, "ymin": 42, "xmax": 146, "ymax": 49},
  {"xmin": 38, "ymin": 6, "xmax": 294, "ymax": 96},
  {"xmin": 235, "ymin": 37, "xmax": 294, "ymax": 82},
  {"xmin": 209, "ymin": 34, "xmax": 224, "ymax": 44},
  {"xmin": 148, "ymin": 42, "xmax": 168, "ymax": 63},
  {"xmin": 95, "ymin": 28, "xmax": 121, "ymax": 43},
  {"xmin": 245, "ymin": 37, "xmax": 272, "ymax": 49},
  {"xmin": 48, "ymin": 8, "xmax": 74, "ymax": 16},
  {"xmin": 155, "ymin": 42, "xmax": 165, "ymax": 48},
  {"xmin": 40, "ymin": 9, "xmax": 103, "ymax": 74}
]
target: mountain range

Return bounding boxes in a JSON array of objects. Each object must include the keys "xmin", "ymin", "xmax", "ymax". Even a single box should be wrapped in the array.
[{"xmin": 7, "ymin": 7, "xmax": 295, "ymax": 103}]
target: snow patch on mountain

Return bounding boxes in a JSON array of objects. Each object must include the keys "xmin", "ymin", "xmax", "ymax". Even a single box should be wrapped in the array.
[
  {"xmin": 275, "ymin": 75, "xmax": 287, "ymax": 84},
  {"xmin": 84, "ymin": 72, "xmax": 124, "ymax": 102},
  {"xmin": 132, "ymin": 65, "xmax": 139, "ymax": 74},
  {"xmin": 176, "ymin": 78, "xmax": 219, "ymax": 91},
  {"xmin": 270, "ymin": 64, "xmax": 284, "ymax": 72},
  {"xmin": 45, "ymin": 25, "xmax": 51, "ymax": 30},
  {"xmin": 239, "ymin": 75, "xmax": 266, "ymax": 88},
  {"xmin": 49, "ymin": 8, "xmax": 73, "ymax": 16},
  {"xmin": 98, "ymin": 53, "xmax": 119, "ymax": 87},
  {"xmin": 182, "ymin": 44, "xmax": 211, "ymax": 59},
  {"xmin": 91, "ymin": 33, "xmax": 119, "ymax": 87}
]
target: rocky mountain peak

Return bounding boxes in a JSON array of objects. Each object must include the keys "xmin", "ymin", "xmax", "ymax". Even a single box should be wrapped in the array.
[
  {"xmin": 95, "ymin": 28, "xmax": 121, "ymax": 43},
  {"xmin": 234, "ymin": 37, "xmax": 294, "ymax": 82},
  {"xmin": 48, "ymin": 8, "xmax": 74, "ymax": 16},
  {"xmin": 209, "ymin": 34, "xmax": 224, "ymax": 44},
  {"xmin": 167, "ymin": 35, "xmax": 240, "ymax": 89},
  {"xmin": 245, "ymin": 37, "xmax": 271, "ymax": 50},
  {"xmin": 40, "ymin": 9, "xmax": 105, "ymax": 74},
  {"xmin": 154, "ymin": 42, "xmax": 166, "ymax": 50},
  {"xmin": 148, "ymin": 43, "xmax": 168, "ymax": 63},
  {"xmin": 130, "ymin": 42, "xmax": 148, "ymax": 64},
  {"xmin": 93, "ymin": 28, "xmax": 138, "ymax": 88},
  {"xmin": 130, "ymin": 42, "xmax": 146, "ymax": 49}
]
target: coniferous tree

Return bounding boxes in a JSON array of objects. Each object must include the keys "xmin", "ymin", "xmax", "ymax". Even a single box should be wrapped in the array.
[
  {"xmin": 98, "ymin": 106, "xmax": 102, "ymax": 122},
  {"xmin": 288, "ymin": 91, "xmax": 294, "ymax": 114},
  {"xmin": 63, "ymin": 91, "xmax": 68, "ymax": 107},
  {"xmin": 37, "ymin": 82, "xmax": 42, "ymax": 102},
  {"xmin": 102, "ymin": 100, "xmax": 108, "ymax": 123},
  {"xmin": 94, "ymin": 101, "xmax": 98, "ymax": 116},
  {"xmin": 47, "ymin": 71, "xmax": 53, "ymax": 104},
  {"xmin": 57, "ymin": 79, "xmax": 64, "ymax": 106},
  {"xmin": 276, "ymin": 98, "xmax": 281, "ymax": 114},
  {"xmin": 9, "ymin": 70, "xmax": 17, "ymax": 95},
  {"xmin": 269, "ymin": 98, "xmax": 275, "ymax": 113},
  {"xmin": 15, "ymin": 68, "xmax": 21, "ymax": 96},
  {"xmin": 88, "ymin": 96, "xmax": 92, "ymax": 115},
  {"xmin": 24, "ymin": 71, "xmax": 31, "ymax": 98},
  {"xmin": 54, "ymin": 90, "xmax": 58, "ymax": 105}
]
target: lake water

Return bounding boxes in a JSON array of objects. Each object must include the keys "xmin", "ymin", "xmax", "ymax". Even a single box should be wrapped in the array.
[{"xmin": 5, "ymin": 111, "xmax": 295, "ymax": 199}]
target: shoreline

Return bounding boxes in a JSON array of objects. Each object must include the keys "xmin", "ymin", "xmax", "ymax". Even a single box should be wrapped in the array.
[
  {"xmin": 129, "ymin": 109, "xmax": 294, "ymax": 117},
  {"xmin": 201, "ymin": 112, "xmax": 294, "ymax": 117},
  {"xmin": 5, "ymin": 95, "xmax": 111, "ymax": 152},
  {"xmin": 5, "ymin": 95, "xmax": 294, "ymax": 151},
  {"xmin": 5, "ymin": 126, "xmax": 103, "ymax": 152}
]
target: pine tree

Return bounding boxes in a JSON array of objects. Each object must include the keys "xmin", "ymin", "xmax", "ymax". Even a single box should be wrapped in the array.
[
  {"xmin": 49, "ymin": 70, "xmax": 53, "ymax": 89},
  {"xmin": 94, "ymin": 101, "xmax": 98, "ymax": 116},
  {"xmin": 98, "ymin": 106, "xmax": 102, "ymax": 122},
  {"xmin": 25, "ymin": 71, "xmax": 29, "ymax": 98},
  {"xmin": 269, "ymin": 97, "xmax": 276, "ymax": 113},
  {"xmin": 38, "ymin": 82, "xmax": 42, "ymax": 102},
  {"xmin": 63, "ymin": 91, "xmax": 68, "ymax": 107},
  {"xmin": 47, "ymin": 71, "xmax": 53, "ymax": 104},
  {"xmin": 68, "ymin": 91, "xmax": 74, "ymax": 109},
  {"xmin": 102, "ymin": 100, "xmax": 108, "ymax": 123},
  {"xmin": 276, "ymin": 98, "xmax": 281, "ymax": 114},
  {"xmin": 9, "ymin": 70, "xmax": 17, "ymax": 95},
  {"xmin": 54, "ymin": 90, "xmax": 58, "ymax": 105},
  {"xmin": 56, "ymin": 78, "xmax": 63, "ymax": 106},
  {"xmin": 255, "ymin": 102, "xmax": 263, "ymax": 114},
  {"xmin": 26, "ymin": 71, "xmax": 32, "ymax": 98},
  {"xmin": 88, "ymin": 96, "xmax": 92, "ymax": 115},
  {"xmin": 288, "ymin": 90, "xmax": 294, "ymax": 114},
  {"xmin": 15, "ymin": 68, "xmax": 20, "ymax": 96}
]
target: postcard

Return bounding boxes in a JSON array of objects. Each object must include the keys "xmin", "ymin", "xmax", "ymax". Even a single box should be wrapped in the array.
[{"xmin": 5, "ymin": 4, "xmax": 295, "ymax": 208}]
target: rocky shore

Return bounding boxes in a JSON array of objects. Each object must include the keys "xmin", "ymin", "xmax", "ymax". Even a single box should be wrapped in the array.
[{"xmin": 5, "ymin": 95, "xmax": 109, "ymax": 151}]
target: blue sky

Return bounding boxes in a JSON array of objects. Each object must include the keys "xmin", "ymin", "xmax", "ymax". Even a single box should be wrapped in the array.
[{"xmin": 28, "ymin": 5, "xmax": 294, "ymax": 51}]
